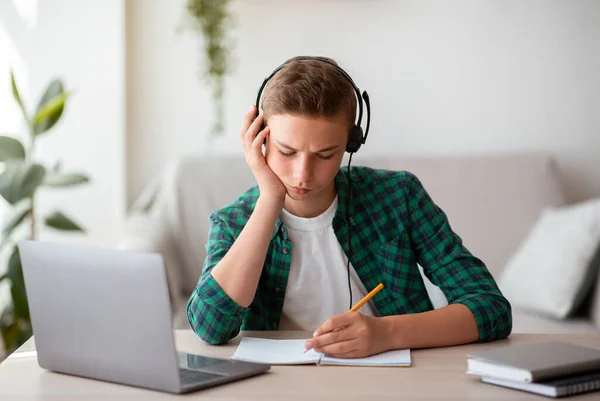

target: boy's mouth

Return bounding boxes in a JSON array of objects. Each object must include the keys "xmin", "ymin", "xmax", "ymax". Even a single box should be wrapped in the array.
[{"xmin": 290, "ymin": 186, "xmax": 311, "ymax": 195}]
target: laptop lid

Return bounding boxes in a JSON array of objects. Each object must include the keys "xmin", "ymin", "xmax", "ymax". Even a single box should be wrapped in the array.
[{"xmin": 18, "ymin": 240, "xmax": 182, "ymax": 393}]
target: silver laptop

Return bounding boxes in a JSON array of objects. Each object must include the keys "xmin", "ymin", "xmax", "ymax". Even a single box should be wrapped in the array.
[{"xmin": 18, "ymin": 240, "xmax": 270, "ymax": 394}]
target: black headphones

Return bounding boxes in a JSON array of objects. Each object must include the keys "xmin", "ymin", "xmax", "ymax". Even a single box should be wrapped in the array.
[{"xmin": 255, "ymin": 56, "xmax": 371, "ymax": 154}]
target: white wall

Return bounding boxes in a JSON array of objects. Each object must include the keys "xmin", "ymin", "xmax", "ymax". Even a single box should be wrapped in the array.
[
  {"xmin": 127, "ymin": 0, "xmax": 600, "ymax": 205},
  {"xmin": 0, "ymin": 0, "xmax": 126, "ymax": 248}
]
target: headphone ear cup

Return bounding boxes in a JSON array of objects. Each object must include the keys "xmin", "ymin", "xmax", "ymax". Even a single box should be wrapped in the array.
[{"xmin": 346, "ymin": 126, "xmax": 364, "ymax": 153}]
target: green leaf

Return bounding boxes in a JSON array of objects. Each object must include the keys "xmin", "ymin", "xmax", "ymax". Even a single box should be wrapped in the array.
[
  {"xmin": 7, "ymin": 247, "xmax": 23, "ymax": 287},
  {"xmin": 0, "ymin": 304, "xmax": 13, "ymax": 330},
  {"xmin": 33, "ymin": 91, "xmax": 70, "ymax": 132},
  {"xmin": 0, "ymin": 161, "xmax": 46, "ymax": 205},
  {"xmin": 0, "ymin": 136, "xmax": 26, "ymax": 162},
  {"xmin": 44, "ymin": 211, "xmax": 84, "ymax": 232},
  {"xmin": 33, "ymin": 80, "xmax": 67, "ymax": 136},
  {"xmin": 7, "ymin": 247, "xmax": 29, "ymax": 320},
  {"xmin": 43, "ymin": 172, "xmax": 89, "ymax": 187},
  {"xmin": 0, "ymin": 303, "xmax": 31, "ymax": 354},
  {"xmin": 10, "ymin": 285, "xmax": 29, "ymax": 320},
  {"xmin": 1, "ymin": 199, "xmax": 31, "ymax": 237},
  {"xmin": 0, "ymin": 310, "xmax": 18, "ymax": 354},
  {"xmin": 10, "ymin": 70, "xmax": 29, "ymax": 124}
]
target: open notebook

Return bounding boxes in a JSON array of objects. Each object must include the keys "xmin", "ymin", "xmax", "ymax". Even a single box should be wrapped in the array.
[{"xmin": 231, "ymin": 337, "xmax": 411, "ymax": 367}]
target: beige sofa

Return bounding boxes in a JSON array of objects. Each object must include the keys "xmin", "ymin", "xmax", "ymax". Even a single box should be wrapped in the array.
[{"xmin": 118, "ymin": 153, "xmax": 600, "ymax": 334}]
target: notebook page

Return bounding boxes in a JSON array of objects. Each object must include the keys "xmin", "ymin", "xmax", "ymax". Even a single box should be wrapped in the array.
[
  {"xmin": 231, "ymin": 337, "xmax": 321, "ymax": 365},
  {"xmin": 320, "ymin": 349, "xmax": 411, "ymax": 367}
]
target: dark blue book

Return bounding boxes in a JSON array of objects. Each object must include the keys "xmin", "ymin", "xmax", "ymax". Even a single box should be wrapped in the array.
[{"xmin": 482, "ymin": 370, "xmax": 600, "ymax": 398}]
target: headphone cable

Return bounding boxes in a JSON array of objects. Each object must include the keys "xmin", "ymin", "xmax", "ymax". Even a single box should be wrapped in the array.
[{"xmin": 346, "ymin": 153, "xmax": 354, "ymax": 311}]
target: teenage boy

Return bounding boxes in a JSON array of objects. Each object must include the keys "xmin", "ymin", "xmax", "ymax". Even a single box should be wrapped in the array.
[{"xmin": 187, "ymin": 56, "xmax": 512, "ymax": 358}]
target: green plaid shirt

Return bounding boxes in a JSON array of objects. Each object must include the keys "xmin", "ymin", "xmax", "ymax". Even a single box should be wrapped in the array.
[{"xmin": 187, "ymin": 166, "xmax": 512, "ymax": 345}]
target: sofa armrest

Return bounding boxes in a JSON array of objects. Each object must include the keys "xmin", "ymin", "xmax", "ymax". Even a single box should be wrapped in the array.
[{"xmin": 116, "ymin": 170, "xmax": 186, "ymax": 315}]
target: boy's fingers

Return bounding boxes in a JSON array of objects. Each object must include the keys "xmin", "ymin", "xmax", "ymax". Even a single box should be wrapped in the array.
[
  {"xmin": 244, "ymin": 114, "xmax": 264, "ymax": 150},
  {"xmin": 248, "ymin": 113, "xmax": 264, "ymax": 136},
  {"xmin": 314, "ymin": 313, "xmax": 352, "ymax": 337},
  {"xmin": 315, "ymin": 339, "xmax": 358, "ymax": 357},
  {"xmin": 252, "ymin": 126, "xmax": 270, "ymax": 149},
  {"xmin": 310, "ymin": 327, "xmax": 348, "ymax": 349},
  {"xmin": 240, "ymin": 105, "xmax": 257, "ymax": 138}
]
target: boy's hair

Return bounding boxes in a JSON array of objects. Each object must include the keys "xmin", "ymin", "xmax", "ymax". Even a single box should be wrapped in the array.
[{"xmin": 262, "ymin": 56, "xmax": 357, "ymax": 130}]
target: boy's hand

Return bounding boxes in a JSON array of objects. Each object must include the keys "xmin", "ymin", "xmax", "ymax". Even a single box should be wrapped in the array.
[
  {"xmin": 305, "ymin": 312, "xmax": 392, "ymax": 358},
  {"xmin": 241, "ymin": 106, "xmax": 287, "ymax": 204}
]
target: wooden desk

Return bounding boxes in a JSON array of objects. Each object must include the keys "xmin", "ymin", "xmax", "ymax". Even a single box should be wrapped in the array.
[{"xmin": 1, "ymin": 331, "xmax": 600, "ymax": 400}]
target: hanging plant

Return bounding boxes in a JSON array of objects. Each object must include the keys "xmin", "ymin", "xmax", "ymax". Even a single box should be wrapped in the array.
[{"xmin": 183, "ymin": 0, "xmax": 234, "ymax": 138}]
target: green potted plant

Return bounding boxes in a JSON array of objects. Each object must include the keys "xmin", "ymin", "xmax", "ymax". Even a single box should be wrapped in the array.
[
  {"xmin": 0, "ymin": 71, "xmax": 90, "ymax": 355},
  {"xmin": 183, "ymin": 0, "xmax": 234, "ymax": 138}
]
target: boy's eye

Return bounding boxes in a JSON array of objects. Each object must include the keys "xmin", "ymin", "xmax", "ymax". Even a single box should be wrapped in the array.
[
  {"xmin": 278, "ymin": 150, "xmax": 295, "ymax": 158},
  {"xmin": 277, "ymin": 150, "xmax": 334, "ymax": 160}
]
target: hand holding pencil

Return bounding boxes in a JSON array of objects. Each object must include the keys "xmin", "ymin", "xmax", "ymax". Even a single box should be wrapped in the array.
[{"xmin": 304, "ymin": 283, "xmax": 386, "ymax": 357}]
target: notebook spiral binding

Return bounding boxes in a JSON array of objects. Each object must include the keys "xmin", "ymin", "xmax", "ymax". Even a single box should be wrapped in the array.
[{"xmin": 557, "ymin": 373, "xmax": 600, "ymax": 396}]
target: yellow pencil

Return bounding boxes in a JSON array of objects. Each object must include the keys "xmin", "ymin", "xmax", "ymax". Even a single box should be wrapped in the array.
[{"xmin": 349, "ymin": 283, "xmax": 384, "ymax": 312}]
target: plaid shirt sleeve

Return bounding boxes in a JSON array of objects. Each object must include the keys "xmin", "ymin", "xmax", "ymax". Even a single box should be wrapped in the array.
[
  {"xmin": 406, "ymin": 172, "xmax": 512, "ymax": 342},
  {"xmin": 186, "ymin": 211, "xmax": 249, "ymax": 345}
]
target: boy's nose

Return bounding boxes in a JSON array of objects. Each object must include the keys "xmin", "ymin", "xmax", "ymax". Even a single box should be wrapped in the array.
[{"xmin": 293, "ymin": 158, "xmax": 313, "ymax": 183}]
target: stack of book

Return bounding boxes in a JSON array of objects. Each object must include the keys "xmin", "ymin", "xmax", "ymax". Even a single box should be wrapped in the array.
[{"xmin": 467, "ymin": 341, "xmax": 600, "ymax": 398}]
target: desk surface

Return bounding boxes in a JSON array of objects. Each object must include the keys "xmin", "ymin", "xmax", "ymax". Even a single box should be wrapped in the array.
[{"xmin": 1, "ymin": 331, "xmax": 600, "ymax": 400}]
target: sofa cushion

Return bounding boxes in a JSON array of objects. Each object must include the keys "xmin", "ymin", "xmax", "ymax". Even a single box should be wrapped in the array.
[
  {"xmin": 499, "ymin": 198, "xmax": 600, "ymax": 320},
  {"xmin": 117, "ymin": 164, "xmax": 187, "ymax": 309},
  {"xmin": 159, "ymin": 156, "xmax": 256, "ymax": 294}
]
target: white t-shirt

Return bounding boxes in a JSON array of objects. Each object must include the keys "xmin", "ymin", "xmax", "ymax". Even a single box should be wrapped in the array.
[{"xmin": 278, "ymin": 196, "xmax": 377, "ymax": 331}]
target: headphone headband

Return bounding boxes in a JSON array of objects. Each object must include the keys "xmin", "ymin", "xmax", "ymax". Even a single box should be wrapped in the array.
[{"xmin": 255, "ymin": 57, "xmax": 371, "ymax": 153}]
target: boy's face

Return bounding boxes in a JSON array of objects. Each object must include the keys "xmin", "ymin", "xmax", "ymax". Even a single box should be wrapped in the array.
[{"xmin": 265, "ymin": 111, "xmax": 349, "ymax": 213}]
